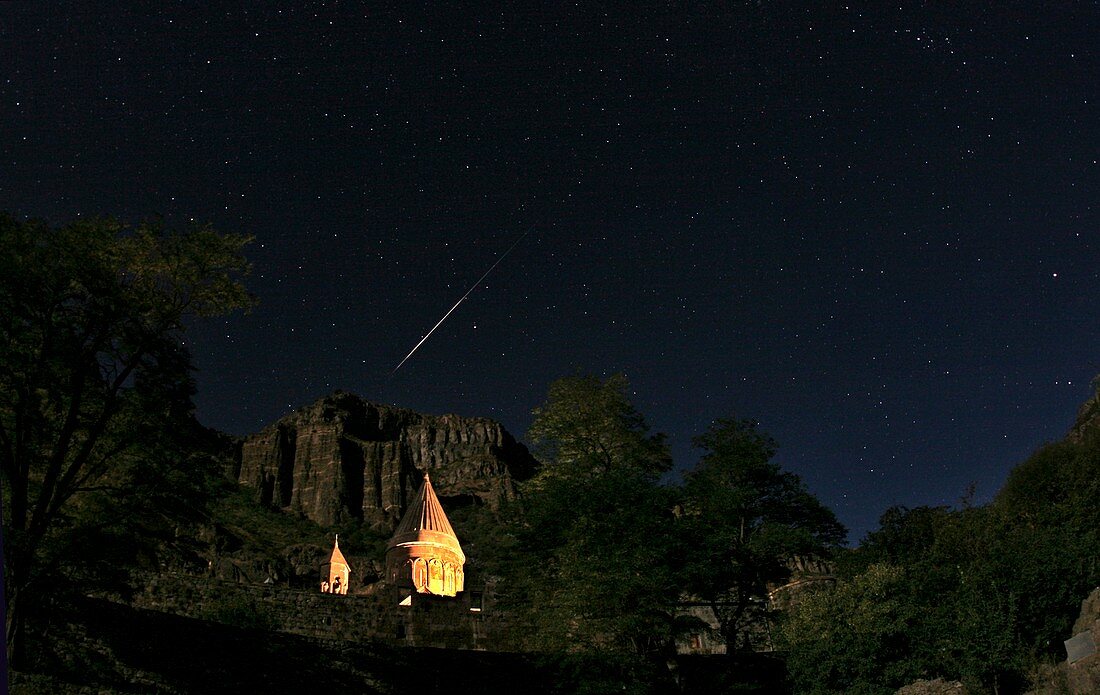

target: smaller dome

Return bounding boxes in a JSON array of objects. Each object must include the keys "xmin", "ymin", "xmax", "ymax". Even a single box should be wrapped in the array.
[
  {"xmin": 321, "ymin": 535, "xmax": 351, "ymax": 595},
  {"xmin": 328, "ymin": 535, "xmax": 349, "ymax": 566}
]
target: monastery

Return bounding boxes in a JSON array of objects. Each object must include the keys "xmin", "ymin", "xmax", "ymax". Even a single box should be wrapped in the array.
[
  {"xmin": 309, "ymin": 471, "xmax": 826, "ymax": 654},
  {"xmin": 321, "ymin": 472, "xmax": 466, "ymax": 600}
]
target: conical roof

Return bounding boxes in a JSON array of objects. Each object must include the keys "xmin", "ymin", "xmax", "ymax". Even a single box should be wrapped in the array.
[
  {"xmin": 387, "ymin": 473, "xmax": 464, "ymax": 562},
  {"xmin": 328, "ymin": 535, "xmax": 348, "ymax": 566}
]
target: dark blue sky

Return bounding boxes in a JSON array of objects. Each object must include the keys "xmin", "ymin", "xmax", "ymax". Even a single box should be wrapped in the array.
[{"xmin": 3, "ymin": 3, "xmax": 1098, "ymax": 541}]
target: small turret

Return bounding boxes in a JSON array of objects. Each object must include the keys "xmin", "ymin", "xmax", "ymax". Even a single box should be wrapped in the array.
[{"xmin": 321, "ymin": 535, "xmax": 350, "ymax": 594}]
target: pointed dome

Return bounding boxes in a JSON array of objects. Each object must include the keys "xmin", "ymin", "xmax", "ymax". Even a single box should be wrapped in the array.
[
  {"xmin": 321, "ymin": 535, "xmax": 351, "ymax": 595},
  {"xmin": 387, "ymin": 473, "xmax": 465, "ymax": 563},
  {"xmin": 329, "ymin": 535, "xmax": 348, "ymax": 566}
]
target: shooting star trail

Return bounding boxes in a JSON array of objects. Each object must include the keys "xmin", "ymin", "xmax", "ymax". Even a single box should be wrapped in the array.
[{"xmin": 391, "ymin": 231, "xmax": 529, "ymax": 375}]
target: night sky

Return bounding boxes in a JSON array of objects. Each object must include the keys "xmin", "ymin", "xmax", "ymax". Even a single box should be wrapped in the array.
[{"xmin": 3, "ymin": 3, "xmax": 1098, "ymax": 542}]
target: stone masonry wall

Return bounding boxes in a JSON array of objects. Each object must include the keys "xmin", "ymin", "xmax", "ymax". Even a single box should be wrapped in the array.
[{"xmin": 133, "ymin": 573, "xmax": 524, "ymax": 652}]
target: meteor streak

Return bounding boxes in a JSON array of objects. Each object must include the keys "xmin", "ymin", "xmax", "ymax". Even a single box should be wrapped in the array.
[{"xmin": 391, "ymin": 231, "xmax": 529, "ymax": 375}]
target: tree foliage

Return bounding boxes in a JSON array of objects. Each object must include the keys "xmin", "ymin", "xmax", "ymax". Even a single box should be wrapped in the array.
[
  {"xmin": 681, "ymin": 417, "xmax": 846, "ymax": 653},
  {"xmin": 843, "ymin": 505, "xmax": 951, "ymax": 574},
  {"xmin": 785, "ymin": 446, "xmax": 1100, "ymax": 695},
  {"xmin": 501, "ymin": 374, "xmax": 682, "ymax": 692},
  {"xmin": 0, "ymin": 214, "xmax": 252, "ymax": 666},
  {"xmin": 781, "ymin": 563, "xmax": 920, "ymax": 695},
  {"xmin": 986, "ymin": 437, "xmax": 1100, "ymax": 652},
  {"xmin": 498, "ymin": 379, "xmax": 848, "ymax": 691},
  {"xmin": 523, "ymin": 470, "xmax": 683, "ymax": 657},
  {"xmin": 526, "ymin": 374, "xmax": 671, "ymax": 479}
]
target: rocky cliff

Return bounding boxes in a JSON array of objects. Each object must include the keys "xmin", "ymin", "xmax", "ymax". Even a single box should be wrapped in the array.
[
  {"xmin": 1026, "ymin": 587, "xmax": 1100, "ymax": 695},
  {"xmin": 236, "ymin": 392, "xmax": 538, "ymax": 529}
]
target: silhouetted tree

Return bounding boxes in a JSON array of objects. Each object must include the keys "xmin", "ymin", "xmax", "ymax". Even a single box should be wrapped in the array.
[
  {"xmin": 681, "ymin": 417, "xmax": 845, "ymax": 654},
  {"xmin": 0, "ymin": 214, "xmax": 252, "ymax": 668},
  {"xmin": 840, "ymin": 505, "xmax": 952, "ymax": 577},
  {"xmin": 526, "ymin": 373, "xmax": 671, "ymax": 479},
  {"xmin": 783, "ymin": 505, "xmax": 1028, "ymax": 694},
  {"xmin": 988, "ymin": 435, "xmax": 1100, "ymax": 652},
  {"xmin": 508, "ymin": 374, "xmax": 682, "ymax": 693}
]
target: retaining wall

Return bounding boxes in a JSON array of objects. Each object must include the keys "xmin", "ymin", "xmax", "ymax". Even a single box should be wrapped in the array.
[{"xmin": 133, "ymin": 573, "xmax": 522, "ymax": 651}]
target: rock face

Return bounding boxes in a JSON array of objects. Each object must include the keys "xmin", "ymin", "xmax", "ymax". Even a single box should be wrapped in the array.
[
  {"xmin": 895, "ymin": 679, "xmax": 964, "ymax": 695},
  {"xmin": 1026, "ymin": 587, "xmax": 1100, "ymax": 695},
  {"xmin": 1072, "ymin": 587, "xmax": 1100, "ymax": 636},
  {"xmin": 237, "ymin": 392, "xmax": 537, "ymax": 529}
]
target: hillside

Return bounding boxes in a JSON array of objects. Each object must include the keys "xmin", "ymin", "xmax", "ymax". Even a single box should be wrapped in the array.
[
  {"xmin": 12, "ymin": 382, "xmax": 1100, "ymax": 694},
  {"xmin": 12, "ymin": 595, "xmax": 552, "ymax": 695}
]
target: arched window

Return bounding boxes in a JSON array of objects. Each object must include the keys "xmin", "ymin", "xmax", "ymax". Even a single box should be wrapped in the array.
[
  {"xmin": 444, "ymin": 563, "xmax": 455, "ymax": 595},
  {"xmin": 412, "ymin": 558, "xmax": 428, "ymax": 591},
  {"xmin": 428, "ymin": 558, "xmax": 444, "ymax": 595}
]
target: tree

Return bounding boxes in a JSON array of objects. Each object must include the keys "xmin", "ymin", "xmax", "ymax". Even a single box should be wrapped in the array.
[
  {"xmin": 0, "ymin": 214, "xmax": 252, "ymax": 668},
  {"xmin": 506, "ymin": 374, "xmax": 683, "ymax": 693},
  {"xmin": 782, "ymin": 385, "xmax": 1100, "ymax": 693},
  {"xmin": 681, "ymin": 417, "xmax": 845, "ymax": 654},
  {"xmin": 781, "ymin": 563, "xmax": 920, "ymax": 695},
  {"xmin": 784, "ymin": 507, "xmax": 1027, "ymax": 694},
  {"xmin": 840, "ymin": 505, "xmax": 952, "ymax": 577},
  {"xmin": 522, "ymin": 469, "xmax": 684, "ymax": 685},
  {"xmin": 526, "ymin": 373, "xmax": 671, "ymax": 480},
  {"xmin": 986, "ymin": 436, "xmax": 1100, "ymax": 652}
]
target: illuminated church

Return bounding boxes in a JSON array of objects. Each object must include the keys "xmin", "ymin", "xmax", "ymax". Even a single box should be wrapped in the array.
[{"xmin": 385, "ymin": 472, "xmax": 466, "ymax": 597}]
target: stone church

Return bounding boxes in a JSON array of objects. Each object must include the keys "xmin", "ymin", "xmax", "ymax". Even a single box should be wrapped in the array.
[
  {"xmin": 320, "ymin": 472, "xmax": 467, "ymax": 600},
  {"xmin": 385, "ymin": 473, "xmax": 466, "ymax": 597}
]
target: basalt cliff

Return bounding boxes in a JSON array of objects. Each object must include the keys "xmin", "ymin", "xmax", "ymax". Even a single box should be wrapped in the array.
[{"xmin": 234, "ymin": 392, "xmax": 538, "ymax": 530}]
